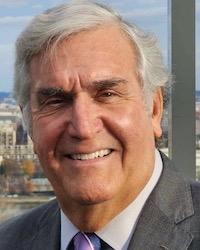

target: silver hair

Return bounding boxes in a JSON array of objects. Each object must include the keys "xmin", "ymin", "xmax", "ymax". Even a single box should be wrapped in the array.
[{"xmin": 13, "ymin": 0, "xmax": 170, "ymax": 130}]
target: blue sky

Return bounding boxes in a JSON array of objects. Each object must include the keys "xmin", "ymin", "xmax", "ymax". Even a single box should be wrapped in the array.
[{"xmin": 0, "ymin": 0, "xmax": 199, "ymax": 92}]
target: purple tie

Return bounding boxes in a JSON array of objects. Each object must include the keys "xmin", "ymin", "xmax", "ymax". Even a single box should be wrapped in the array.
[{"xmin": 73, "ymin": 232, "xmax": 101, "ymax": 250}]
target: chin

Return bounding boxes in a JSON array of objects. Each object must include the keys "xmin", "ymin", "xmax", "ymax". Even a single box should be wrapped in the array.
[
  {"xmin": 52, "ymin": 175, "xmax": 121, "ymax": 208},
  {"xmin": 71, "ymin": 189, "xmax": 113, "ymax": 205},
  {"xmin": 65, "ymin": 184, "xmax": 117, "ymax": 206},
  {"xmin": 75, "ymin": 195, "xmax": 111, "ymax": 206}
]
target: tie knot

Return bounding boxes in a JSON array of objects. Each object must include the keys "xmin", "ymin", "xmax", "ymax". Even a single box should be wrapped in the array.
[{"xmin": 73, "ymin": 232, "xmax": 101, "ymax": 250}]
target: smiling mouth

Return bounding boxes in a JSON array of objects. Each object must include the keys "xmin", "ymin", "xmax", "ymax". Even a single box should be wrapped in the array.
[{"xmin": 66, "ymin": 149, "xmax": 112, "ymax": 160}]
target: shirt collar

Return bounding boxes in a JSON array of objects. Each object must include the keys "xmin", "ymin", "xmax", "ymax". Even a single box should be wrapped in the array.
[
  {"xmin": 61, "ymin": 211, "xmax": 79, "ymax": 250},
  {"xmin": 60, "ymin": 149, "xmax": 163, "ymax": 250}
]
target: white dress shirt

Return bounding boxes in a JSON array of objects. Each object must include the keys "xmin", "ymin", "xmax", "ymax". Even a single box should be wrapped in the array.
[{"xmin": 60, "ymin": 149, "xmax": 163, "ymax": 250}]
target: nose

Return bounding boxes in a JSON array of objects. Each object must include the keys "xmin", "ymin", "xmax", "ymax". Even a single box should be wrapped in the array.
[{"xmin": 67, "ymin": 94, "xmax": 103, "ymax": 139}]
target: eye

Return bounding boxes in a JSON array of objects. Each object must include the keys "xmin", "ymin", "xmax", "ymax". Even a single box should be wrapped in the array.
[
  {"xmin": 44, "ymin": 95, "xmax": 73, "ymax": 106},
  {"xmin": 38, "ymin": 98, "xmax": 66, "ymax": 110},
  {"xmin": 100, "ymin": 90, "xmax": 116, "ymax": 97},
  {"xmin": 95, "ymin": 90, "xmax": 120, "ymax": 104},
  {"xmin": 46, "ymin": 98, "xmax": 64, "ymax": 105}
]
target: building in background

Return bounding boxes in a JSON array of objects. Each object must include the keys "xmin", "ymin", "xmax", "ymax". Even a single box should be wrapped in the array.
[{"xmin": 0, "ymin": 96, "xmax": 52, "ymax": 195}]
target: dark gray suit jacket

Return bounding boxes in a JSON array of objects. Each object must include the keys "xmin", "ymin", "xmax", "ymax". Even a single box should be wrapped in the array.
[{"xmin": 0, "ymin": 153, "xmax": 200, "ymax": 249}]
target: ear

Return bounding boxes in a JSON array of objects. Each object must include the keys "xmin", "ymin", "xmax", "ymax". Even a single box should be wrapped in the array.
[{"xmin": 151, "ymin": 88, "xmax": 163, "ymax": 138}]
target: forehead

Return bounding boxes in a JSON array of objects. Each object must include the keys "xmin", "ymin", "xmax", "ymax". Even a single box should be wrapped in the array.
[{"xmin": 29, "ymin": 25, "xmax": 139, "ymax": 87}]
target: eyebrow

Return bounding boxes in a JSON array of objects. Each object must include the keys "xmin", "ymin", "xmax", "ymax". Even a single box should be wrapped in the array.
[
  {"xmin": 36, "ymin": 87, "xmax": 67, "ymax": 97},
  {"xmin": 35, "ymin": 77, "xmax": 128, "ymax": 98},
  {"xmin": 91, "ymin": 77, "xmax": 128, "ymax": 89}
]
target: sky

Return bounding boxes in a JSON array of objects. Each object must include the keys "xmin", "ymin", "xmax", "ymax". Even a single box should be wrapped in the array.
[{"xmin": 0, "ymin": 0, "xmax": 199, "ymax": 92}]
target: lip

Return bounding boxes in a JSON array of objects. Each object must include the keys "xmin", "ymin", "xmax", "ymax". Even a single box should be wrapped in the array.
[
  {"xmin": 62, "ymin": 149, "xmax": 114, "ymax": 167},
  {"xmin": 64, "ymin": 147, "xmax": 112, "ymax": 154},
  {"xmin": 65, "ymin": 149, "xmax": 112, "ymax": 160}
]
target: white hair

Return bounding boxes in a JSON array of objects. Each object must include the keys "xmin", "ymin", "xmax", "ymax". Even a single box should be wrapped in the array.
[{"xmin": 13, "ymin": 0, "xmax": 170, "ymax": 130}]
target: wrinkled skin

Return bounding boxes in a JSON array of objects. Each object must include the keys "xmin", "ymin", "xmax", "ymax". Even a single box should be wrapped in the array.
[{"xmin": 29, "ymin": 25, "xmax": 163, "ymax": 231}]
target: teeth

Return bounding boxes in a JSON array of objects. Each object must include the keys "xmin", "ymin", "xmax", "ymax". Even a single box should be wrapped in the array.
[{"xmin": 70, "ymin": 149, "xmax": 111, "ymax": 160}]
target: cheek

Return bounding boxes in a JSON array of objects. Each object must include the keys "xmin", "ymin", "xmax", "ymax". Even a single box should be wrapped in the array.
[
  {"xmin": 106, "ymin": 104, "xmax": 152, "ymax": 146},
  {"xmin": 32, "ymin": 114, "xmax": 66, "ymax": 155}
]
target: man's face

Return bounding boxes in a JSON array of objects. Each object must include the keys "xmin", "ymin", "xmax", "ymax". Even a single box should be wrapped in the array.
[{"xmin": 29, "ymin": 25, "xmax": 162, "ymax": 214}]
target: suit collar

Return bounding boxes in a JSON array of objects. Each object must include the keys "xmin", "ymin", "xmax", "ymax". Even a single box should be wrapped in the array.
[
  {"xmin": 23, "ymin": 200, "xmax": 60, "ymax": 250},
  {"xmin": 129, "ymin": 152, "xmax": 194, "ymax": 250},
  {"xmin": 128, "ymin": 199, "xmax": 193, "ymax": 250},
  {"xmin": 153, "ymin": 152, "xmax": 194, "ymax": 223}
]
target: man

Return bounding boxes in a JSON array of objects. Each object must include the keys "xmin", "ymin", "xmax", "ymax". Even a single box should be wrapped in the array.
[{"xmin": 0, "ymin": 1, "xmax": 200, "ymax": 249}]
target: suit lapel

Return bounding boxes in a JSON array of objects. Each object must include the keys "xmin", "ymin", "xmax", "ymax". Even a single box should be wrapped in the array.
[
  {"xmin": 128, "ymin": 199, "xmax": 193, "ymax": 250},
  {"xmin": 128, "ymin": 152, "xmax": 194, "ymax": 250},
  {"xmin": 22, "ymin": 200, "xmax": 61, "ymax": 250}
]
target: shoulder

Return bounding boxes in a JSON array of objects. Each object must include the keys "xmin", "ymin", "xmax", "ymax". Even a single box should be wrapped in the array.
[
  {"xmin": 161, "ymin": 151, "xmax": 200, "ymax": 201},
  {"xmin": 184, "ymin": 181, "xmax": 200, "ymax": 249},
  {"xmin": 160, "ymin": 151, "xmax": 200, "ymax": 207},
  {"xmin": 0, "ymin": 199, "xmax": 59, "ymax": 249},
  {"xmin": 159, "ymin": 152, "xmax": 200, "ymax": 247},
  {"xmin": 189, "ymin": 180, "xmax": 200, "ymax": 219}
]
